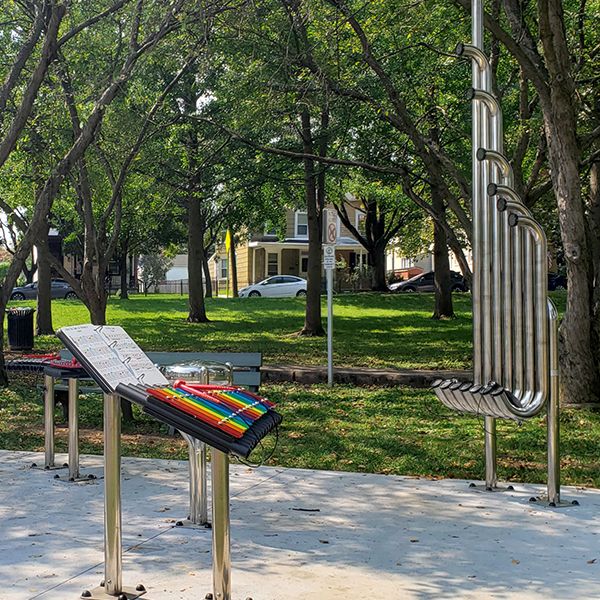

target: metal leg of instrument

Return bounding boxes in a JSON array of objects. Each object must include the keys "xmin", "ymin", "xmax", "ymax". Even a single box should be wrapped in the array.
[
  {"xmin": 82, "ymin": 393, "xmax": 145, "ymax": 599},
  {"xmin": 68, "ymin": 378, "xmax": 80, "ymax": 480},
  {"xmin": 44, "ymin": 375, "xmax": 56, "ymax": 469},
  {"xmin": 185, "ymin": 367, "xmax": 210, "ymax": 527},
  {"xmin": 185, "ymin": 435, "xmax": 210, "ymax": 526},
  {"xmin": 210, "ymin": 449, "xmax": 231, "ymax": 600},
  {"xmin": 529, "ymin": 303, "xmax": 578, "ymax": 508},
  {"xmin": 484, "ymin": 416, "xmax": 497, "ymax": 490}
]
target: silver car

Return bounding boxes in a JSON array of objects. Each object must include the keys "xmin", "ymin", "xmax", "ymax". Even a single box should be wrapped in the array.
[
  {"xmin": 238, "ymin": 276, "xmax": 307, "ymax": 298},
  {"xmin": 10, "ymin": 279, "xmax": 78, "ymax": 301}
]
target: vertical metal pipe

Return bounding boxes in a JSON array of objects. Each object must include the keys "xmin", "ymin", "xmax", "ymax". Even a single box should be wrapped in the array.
[
  {"xmin": 471, "ymin": 0, "xmax": 483, "ymax": 384},
  {"xmin": 547, "ymin": 300, "xmax": 560, "ymax": 505},
  {"xmin": 472, "ymin": 0, "xmax": 497, "ymax": 489},
  {"xmin": 524, "ymin": 239, "xmax": 536, "ymax": 398},
  {"xmin": 484, "ymin": 415, "xmax": 497, "ymax": 489},
  {"xmin": 211, "ymin": 450, "xmax": 231, "ymax": 600},
  {"xmin": 327, "ymin": 267, "xmax": 334, "ymax": 386},
  {"xmin": 68, "ymin": 378, "xmax": 80, "ymax": 480},
  {"xmin": 104, "ymin": 392, "xmax": 122, "ymax": 595},
  {"xmin": 44, "ymin": 374, "xmax": 55, "ymax": 468}
]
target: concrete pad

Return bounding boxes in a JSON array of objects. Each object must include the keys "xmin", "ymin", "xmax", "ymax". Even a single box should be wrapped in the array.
[{"xmin": 1, "ymin": 450, "xmax": 599, "ymax": 599}]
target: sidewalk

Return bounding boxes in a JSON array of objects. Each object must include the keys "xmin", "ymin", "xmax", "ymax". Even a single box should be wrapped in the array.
[
  {"xmin": 1, "ymin": 450, "xmax": 596, "ymax": 600},
  {"xmin": 262, "ymin": 364, "xmax": 469, "ymax": 387}
]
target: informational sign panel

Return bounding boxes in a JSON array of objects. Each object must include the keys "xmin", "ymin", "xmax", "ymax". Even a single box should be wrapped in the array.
[
  {"xmin": 323, "ymin": 244, "xmax": 336, "ymax": 270},
  {"xmin": 325, "ymin": 209, "xmax": 337, "ymax": 244}
]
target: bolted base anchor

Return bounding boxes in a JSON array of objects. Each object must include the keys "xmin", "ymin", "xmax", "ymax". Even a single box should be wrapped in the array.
[
  {"xmin": 81, "ymin": 583, "xmax": 146, "ymax": 599},
  {"xmin": 468, "ymin": 482, "xmax": 515, "ymax": 492},
  {"xmin": 529, "ymin": 495, "xmax": 580, "ymax": 508},
  {"xmin": 175, "ymin": 518, "xmax": 212, "ymax": 529},
  {"xmin": 204, "ymin": 595, "xmax": 253, "ymax": 600}
]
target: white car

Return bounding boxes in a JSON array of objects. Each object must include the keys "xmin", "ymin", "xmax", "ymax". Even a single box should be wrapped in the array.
[{"xmin": 238, "ymin": 276, "xmax": 307, "ymax": 298}]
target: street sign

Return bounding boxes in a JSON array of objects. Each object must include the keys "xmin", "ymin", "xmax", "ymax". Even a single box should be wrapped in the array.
[
  {"xmin": 323, "ymin": 244, "xmax": 335, "ymax": 270},
  {"xmin": 325, "ymin": 209, "xmax": 337, "ymax": 244}
]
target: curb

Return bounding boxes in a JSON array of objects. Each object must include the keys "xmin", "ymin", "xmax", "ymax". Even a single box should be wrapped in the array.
[{"xmin": 261, "ymin": 365, "xmax": 470, "ymax": 388}]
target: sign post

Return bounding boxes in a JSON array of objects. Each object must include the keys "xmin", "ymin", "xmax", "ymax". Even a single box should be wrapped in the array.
[{"xmin": 323, "ymin": 209, "xmax": 337, "ymax": 386}]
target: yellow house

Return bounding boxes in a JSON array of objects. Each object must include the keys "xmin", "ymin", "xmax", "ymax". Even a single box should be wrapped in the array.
[{"xmin": 212, "ymin": 206, "xmax": 368, "ymax": 290}]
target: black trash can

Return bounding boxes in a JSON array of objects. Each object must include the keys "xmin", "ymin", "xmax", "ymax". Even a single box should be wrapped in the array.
[{"xmin": 6, "ymin": 307, "xmax": 35, "ymax": 351}]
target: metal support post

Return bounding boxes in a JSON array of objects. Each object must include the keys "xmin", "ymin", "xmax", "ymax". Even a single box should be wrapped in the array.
[
  {"xmin": 104, "ymin": 392, "xmax": 123, "ymax": 596},
  {"xmin": 327, "ymin": 268, "xmax": 333, "ymax": 386},
  {"xmin": 44, "ymin": 374, "xmax": 55, "ymax": 468},
  {"xmin": 82, "ymin": 393, "xmax": 146, "ymax": 599},
  {"xmin": 484, "ymin": 416, "xmax": 497, "ymax": 490},
  {"xmin": 547, "ymin": 310, "xmax": 560, "ymax": 506},
  {"xmin": 211, "ymin": 450, "xmax": 231, "ymax": 600},
  {"xmin": 185, "ymin": 435, "xmax": 209, "ymax": 526},
  {"xmin": 68, "ymin": 378, "xmax": 80, "ymax": 480}
]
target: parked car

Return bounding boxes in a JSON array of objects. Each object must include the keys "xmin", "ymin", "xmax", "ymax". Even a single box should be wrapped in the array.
[
  {"xmin": 548, "ymin": 273, "xmax": 567, "ymax": 291},
  {"xmin": 10, "ymin": 279, "xmax": 78, "ymax": 301},
  {"xmin": 390, "ymin": 270, "xmax": 468, "ymax": 293},
  {"xmin": 238, "ymin": 276, "xmax": 307, "ymax": 298}
]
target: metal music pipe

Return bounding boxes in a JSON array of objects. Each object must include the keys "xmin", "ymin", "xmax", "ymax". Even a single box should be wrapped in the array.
[
  {"xmin": 466, "ymin": 90, "xmax": 494, "ymax": 384},
  {"xmin": 492, "ymin": 188, "xmax": 532, "ymax": 402},
  {"xmin": 472, "ymin": 91, "xmax": 504, "ymax": 386},
  {"xmin": 479, "ymin": 149, "xmax": 515, "ymax": 391},
  {"xmin": 470, "ymin": 0, "xmax": 496, "ymax": 490},
  {"xmin": 508, "ymin": 213, "xmax": 549, "ymax": 411}
]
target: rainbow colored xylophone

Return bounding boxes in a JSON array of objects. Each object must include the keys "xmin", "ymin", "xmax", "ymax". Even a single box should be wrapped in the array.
[
  {"xmin": 117, "ymin": 381, "xmax": 282, "ymax": 458},
  {"xmin": 146, "ymin": 382, "xmax": 275, "ymax": 439}
]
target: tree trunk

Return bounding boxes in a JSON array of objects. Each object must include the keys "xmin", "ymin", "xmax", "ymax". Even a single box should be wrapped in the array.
[
  {"xmin": 228, "ymin": 228, "xmax": 239, "ymax": 297},
  {"xmin": 299, "ymin": 108, "xmax": 324, "ymax": 336},
  {"xmin": 538, "ymin": 1, "xmax": 600, "ymax": 404},
  {"xmin": 188, "ymin": 196, "xmax": 209, "ymax": 323},
  {"xmin": 119, "ymin": 249, "xmax": 129, "ymax": 300},
  {"xmin": 202, "ymin": 253, "xmax": 212, "ymax": 298},
  {"xmin": 590, "ymin": 162, "xmax": 600, "ymax": 356},
  {"xmin": 431, "ymin": 187, "xmax": 454, "ymax": 319},
  {"xmin": 368, "ymin": 242, "xmax": 388, "ymax": 291},
  {"xmin": 0, "ymin": 326, "xmax": 8, "ymax": 386},
  {"xmin": 36, "ymin": 224, "xmax": 54, "ymax": 335},
  {"xmin": 22, "ymin": 260, "xmax": 37, "ymax": 284}
]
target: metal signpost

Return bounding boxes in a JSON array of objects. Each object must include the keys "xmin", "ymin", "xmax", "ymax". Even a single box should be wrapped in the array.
[{"xmin": 324, "ymin": 209, "xmax": 337, "ymax": 386}]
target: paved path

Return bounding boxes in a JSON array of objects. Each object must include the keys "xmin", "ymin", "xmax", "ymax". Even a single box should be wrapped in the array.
[
  {"xmin": 262, "ymin": 364, "xmax": 469, "ymax": 387},
  {"xmin": 1, "ymin": 450, "xmax": 598, "ymax": 599}
]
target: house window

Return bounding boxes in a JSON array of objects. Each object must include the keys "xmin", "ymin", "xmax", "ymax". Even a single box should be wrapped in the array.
[
  {"xmin": 220, "ymin": 257, "xmax": 228, "ymax": 279},
  {"xmin": 295, "ymin": 212, "xmax": 308, "ymax": 238},
  {"xmin": 300, "ymin": 253, "xmax": 309, "ymax": 273},
  {"xmin": 355, "ymin": 211, "xmax": 366, "ymax": 236},
  {"xmin": 267, "ymin": 253, "xmax": 278, "ymax": 276}
]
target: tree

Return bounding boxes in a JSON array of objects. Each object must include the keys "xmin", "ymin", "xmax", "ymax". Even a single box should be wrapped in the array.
[{"xmin": 139, "ymin": 253, "xmax": 174, "ymax": 293}]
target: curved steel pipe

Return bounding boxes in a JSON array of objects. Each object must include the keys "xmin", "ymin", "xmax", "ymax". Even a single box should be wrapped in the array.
[
  {"xmin": 508, "ymin": 213, "xmax": 549, "ymax": 412},
  {"xmin": 455, "ymin": 43, "xmax": 490, "ymax": 70},
  {"xmin": 493, "ymin": 191, "xmax": 532, "ymax": 400}
]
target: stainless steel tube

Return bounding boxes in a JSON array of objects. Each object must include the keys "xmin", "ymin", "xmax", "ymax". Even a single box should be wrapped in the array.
[
  {"xmin": 484, "ymin": 415, "xmax": 497, "ymax": 489},
  {"xmin": 104, "ymin": 392, "xmax": 123, "ymax": 595},
  {"xmin": 512, "ymin": 215, "xmax": 549, "ymax": 409},
  {"xmin": 547, "ymin": 299, "xmax": 560, "ymax": 505},
  {"xmin": 68, "ymin": 378, "xmax": 80, "ymax": 480},
  {"xmin": 211, "ymin": 449, "xmax": 231, "ymax": 600},
  {"xmin": 44, "ymin": 375, "xmax": 55, "ymax": 468},
  {"xmin": 494, "ymin": 189, "xmax": 532, "ymax": 401},
  {"xmin": 185, "ymin": 436, "xmax": 209, "ymax": 525},
  {"xmin": 480, "ymin": 149, "xmax": 515, "ymax": 391}
]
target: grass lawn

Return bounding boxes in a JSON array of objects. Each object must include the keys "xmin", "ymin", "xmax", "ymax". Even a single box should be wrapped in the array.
[
  {"xmin": 7, "ymin": 291, "xmax": 566, "ymax": 370},
  {"xmin": 1, "ymin": 376, "xmax": 598, "ymax": 488}
]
